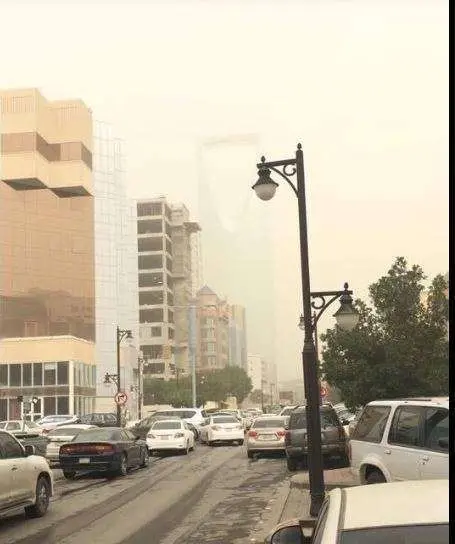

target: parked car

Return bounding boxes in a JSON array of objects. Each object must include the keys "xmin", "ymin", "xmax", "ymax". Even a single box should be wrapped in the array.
[
  {"xmin": 198, "ymin": 415, "xmax": 244, "ymax": 446},
  {"xmin": 246, "ymin": 416, "xmax": 287, "ymax": 458},
  {"xmin": 46, "ymin": 424, "xmax": 97, "ymax": 466},
  {"xmin": 185, "ymin": 422, "xmax": 199, "ymax": 441},
  {"xmin": 349, "ymin": 397, "xmax": 449, "ymax": 484},
  {"xmin": 279, "ymin": 405, "xmax": 298, "ymax": 417},
  {"xmin": 0, "ymin": 430, "xmax": 54, "ymax": 518},
  {"xmin": 264, "ymin": 479, "xmax": 449, "ymax": 544},
  {"xmin": 130, "ymin": 415, "xmax": 170, "ymax": 440},
  {"xmin": 151, "ymin": 408, "xmax": 207, "ymax": 428},
  {"xmin": 79, "ymin": 413, "xmax": 117, "ymax": 427},
  {"xmin": 147, "ymin": 419, "xmax": 195, "ymax": 456},
  {"xmin": 59, "ymin": 427, "xmax": 149, "ymax": 479},
  {"xmin": 0, "ymin": 420, "xmax": 44, "ymax": 435},
  {"xmin": 285, "ymin": 404, "xmax": 349, "ymax": 471},
  {"xmin": 37, "ymin": 415, "xmax": 81, "ymax": 434}
]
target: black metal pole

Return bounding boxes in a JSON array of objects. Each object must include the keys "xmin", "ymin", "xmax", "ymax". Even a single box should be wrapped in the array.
[
  {"xmin": 295, "ymin": 145, "xmax": 325, "ymax": 516},
  {"xmin": 116, "ymin": 326, "xmax": 121, "ymax": 427}
]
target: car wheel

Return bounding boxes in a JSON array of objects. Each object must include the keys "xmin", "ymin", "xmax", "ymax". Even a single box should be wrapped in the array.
[
  {"xmin": 366, "ymin": 469, "xmax": 386, "ymax": 484},
  {"xmin": 63, "ymin": 470, "xmax": 76, "ymax": 480},
  {"xmin": 25, "ymin": 476, "xmax": 50, "ymax": 518},
  {"xmin": 117, "ymin": 453, "xmax": 128, "ymax": 476},
  {"xmin": 247, "ymin": 450, "xmax": 255, "ymax": 459},
  {"xmin": 140, "ymin": 449, "xmax": 149, "ymax": 468},
  {"xmin": 287, "ymin": 457, "xmax": 298, "ymax": 472}
]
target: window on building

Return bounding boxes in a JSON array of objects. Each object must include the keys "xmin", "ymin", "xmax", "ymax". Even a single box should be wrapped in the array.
[
  {"xmin": 151, "ymin": 327, "xmax": 162, "ymax": 337},
  {"xmin": 22, "ymin": 364, "xmax": 32, "ymax": 386},
  {"xmin": 57, "ymin": 397, "xmax": 69, "ymax": 415},
  {"xmin": 138, "ymin": 254, "xmax": 163, "ymax": 270},
  {"xmin": 143, "ymin": 362, "xmax": 166, "ymax": 374},
  {"xmin": 141, "ymin": 345, "xmax": 163, "ymax": 359},
  {"xmin": 137, "ymin": 237, "xmax": 163, "ymax": 252},
  {"xmin": 165, "ymin": 239, "xmax": 172, "ymax": 254},
  {"xmin": 24, "ymin": 321, "xmax": 38, "ymax": 336},
  {"xmin": 0, "ymin": 366, "xmax": 7, "ymax": 387},
  {"xmin": 44, "ymin": 363, "xmax": 57, "ymax": 386},
  {"xmin": 9, "ymin": 364, "xmax": 21, "ymax": 387},
  {"xmin": 168, "ymin": 327, "xmax": 174, "ymax": 340},
  {"xmin": 168, "ymin": 310, "xmax": 174, "ymax": 324},
  {"xmin": 137, "ymin": 219, "xmax": 163, "ymax": 234},
  {"xmin": 167, "ymin": 274, "xmax": 172, "ymax": 288},
  {"xmin": 139, "ymin": 291, "xmax": 164, "ymax": 306},
  {"xmin": 44, "ymin": 397, "xmax": 56, "ymax": 416},
  {"xmin": 57, "ymin": 362, "xmax": 69, "ymax": 385},
  {"xmin": 208, "ymin": 356, "xmax": 216, "ymax": 366},
  {"xmin": 166, "ymin": 256, "xmax": 172, "ymax": 272},
  {"xmin": 140, "ymin": 309, "xmax": 164, "ymax": 323},
  {"xmin": 0, "ymin": 399, "xmax": 7, "ymax": 421},
  {"xmin": 167, "ymin": 292, "xmax": 174, "ymax": 306},
  {"xmin": 33, "ymin": 363, "xmax": 43, "ymax": 386},
  {"xmin": 137, "ymin": 202, "xmax": 162, "ymax": 216},
  {"xmin": 165, "ymin": 222, "xmax": 172, "ymax": 238},
  {"xmin": 206, "ymin": 343, "xmax": 216, "ymax": 353},
  {"xmin": 138, "ymin": 272, "xmax": 163, "ymax": 288}
]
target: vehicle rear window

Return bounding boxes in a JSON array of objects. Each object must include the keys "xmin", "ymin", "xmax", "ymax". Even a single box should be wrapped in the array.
[
  {"xmin": 152, "ymin": 421, "xmax": 182, "ymax": 430},
  {"xmin": 212, "ymin": 417, "xmax": 237, "ymax": 424},
  {"xmin": 352, "ymin": 405, "xmax": 391, "ymax": 443},
  {"xmin": 72, "ymin": 429, "xmax": 119, "ymax": 442},
  {"xmin": 289, "ymin": 410, "xmax": 340, "ymax": 429},
  {"xmin": 48, "ymin": 427, "xmax": 85, "ymax": 436},
  {"xmin": 339, "ymin": 523, "xmax": 449, "ymax": 544},
  {"xmin": 252, "ymin": 418, "xmax": 285, "ymax": 428}
]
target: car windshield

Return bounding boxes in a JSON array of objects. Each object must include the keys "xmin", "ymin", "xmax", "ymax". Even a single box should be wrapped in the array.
[
  {"xmin": 152, "ymin": 421, "xmax": 182, "ymax": 430},
  {"xmin": 212, "ymin": 417, "xmax": 237, "ymax": 424},
  {"xmin": 154, "ymin": 410, "xmax": 197, "ymax": 419},
  {"xmin": 339, "ymin": 523, "xmax": 449, "ymax": 544},
  {"xmin": 252, "ymin": 418, "xmax": 285, "ymax": 428},
  {"xmin": 72, "ymin": 429, "xmax": 119, "ymax": 442},
  {"xmin": 41, "ymin": 416, "xmax": 72, "ymax": 423},
  {"xmin": 48, "ymin": 426, "xmax": 85, "ymax": 437}
]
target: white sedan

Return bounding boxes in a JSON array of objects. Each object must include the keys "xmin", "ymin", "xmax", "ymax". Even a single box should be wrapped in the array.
[
  {"xmin": 265, "ymin": 479, "xmax": 449, "ymax": 543},
  {"xmin": 199, "ymin": 416, "xmax": 244, "ymax": 446},
  {"xmin": 46, "ymin": 424, "xmax": 97, "ymax": 465},
  {"xmin": 146, "ymin": 419, "xmax": 195, "ymax": 455},
  {"xmin": 0, "ymin": 430, "xmax": 54, "ymax": 519}
]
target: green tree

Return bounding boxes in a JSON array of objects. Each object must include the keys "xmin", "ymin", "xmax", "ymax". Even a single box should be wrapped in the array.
[
  {"xmin": 200, "ymin": 366, "xmax": 253, "ymax": 404},
  {"xmin": 320, "ymin": 257, "xmax": 449, "ymax": 410}
]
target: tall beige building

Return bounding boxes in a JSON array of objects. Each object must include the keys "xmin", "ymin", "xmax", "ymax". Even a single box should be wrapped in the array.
[
  {"xmin": 196, "ymin": 286, "xmax": 230, "ymax": 371},
  {"xmin": 0, "ymin": 88, "xmax": 96, "ymax": 420}
]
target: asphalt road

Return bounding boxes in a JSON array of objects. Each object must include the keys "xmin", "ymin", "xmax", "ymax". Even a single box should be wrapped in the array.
[{"xmin": 0, "ymin": 444, "xmax": 290, "ymax": 544}]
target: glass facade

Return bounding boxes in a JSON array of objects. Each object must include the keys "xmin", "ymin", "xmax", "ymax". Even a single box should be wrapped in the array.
[{"xmin": 93, "ymin": 121, "xmax": 139, "ymax": 414}]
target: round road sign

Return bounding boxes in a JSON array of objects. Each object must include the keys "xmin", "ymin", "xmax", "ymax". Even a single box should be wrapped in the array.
[
  {"xmin": 114, "ymin": 392, "xmax": 128, "ymax": 405},
  {"xmin": 320, "ymin": 385, "xmax": 328, "ymax": 398}
]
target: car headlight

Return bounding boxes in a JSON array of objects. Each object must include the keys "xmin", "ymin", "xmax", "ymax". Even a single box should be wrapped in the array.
[{"xmin": 174, "ymin": 432, "xmax": 184, "ymax": 438}]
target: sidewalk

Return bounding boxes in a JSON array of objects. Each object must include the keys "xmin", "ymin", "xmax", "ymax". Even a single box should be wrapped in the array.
[{"xmin": 290, "ymin": 467, "xmax": 360, "ymax": 490}]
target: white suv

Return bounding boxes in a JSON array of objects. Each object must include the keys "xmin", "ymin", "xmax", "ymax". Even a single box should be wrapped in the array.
[
  {"xmin": 0, "ymin": 430, "xmax": 54, "ymax": 518},
  {"xmin": 349, "ymin": 397, "xmax": 449, "ymax": 484},
  {"xmin": 151, "ymin": 408, "xmax": 207, "ymax": 428}
]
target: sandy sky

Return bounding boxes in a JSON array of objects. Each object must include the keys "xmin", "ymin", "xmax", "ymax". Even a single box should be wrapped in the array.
[{"xmin": 0, "ymin": 0, "xmax": 448, "ymax": 382}]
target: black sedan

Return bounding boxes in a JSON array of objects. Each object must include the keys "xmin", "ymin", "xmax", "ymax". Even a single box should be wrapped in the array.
[{"xmin": 59, "ymin": 427, "xmax": 149, "ymax": 479}]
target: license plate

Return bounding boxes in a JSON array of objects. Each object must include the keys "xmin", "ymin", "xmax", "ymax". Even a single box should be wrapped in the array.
[
  {"xmin": 259, "ymin": 434, "xmax": 276, "ymax": 441},
  {"xmin": 161, "ymin": 436, "xmax": 169, "ymax": 440},
  {"xmin": 79, "ymin": 458, "xmax": 90, "ymax": 464}
]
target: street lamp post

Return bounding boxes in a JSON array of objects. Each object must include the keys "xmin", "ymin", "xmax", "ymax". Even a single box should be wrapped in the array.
[
  {"xmin": 252, "ymin": 144, "xmax": 359, "ymax": 515},
  {"xmin": 105, "ymin": 326, "xmax": 133, "ymax": 427}
]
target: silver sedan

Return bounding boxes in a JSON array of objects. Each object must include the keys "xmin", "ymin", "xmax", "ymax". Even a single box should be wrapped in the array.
[{"xmin": 246, "ymin": 416, "xmax": 287, "ymax": 458}]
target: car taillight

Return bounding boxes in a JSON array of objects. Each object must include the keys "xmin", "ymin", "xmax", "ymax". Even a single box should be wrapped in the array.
[
  {"xmin": 60, "ymin": 443, "xmax": 115, "ymax": 454},
  {"xmin": 248, "ymin": 430, "xmax": 258, "ymax": 437},
  {"xmin": 276, "ymin": 430, "xmax": 286, "ymax": 437},
  {"xmin": 174, "ymin": 432, "xmax": 184, "ymax": 438}
]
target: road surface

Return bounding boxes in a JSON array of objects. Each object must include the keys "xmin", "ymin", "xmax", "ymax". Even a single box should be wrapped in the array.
[{"xmin": 0, "ymin": 444, "xmax": 289, "ymax": 544}]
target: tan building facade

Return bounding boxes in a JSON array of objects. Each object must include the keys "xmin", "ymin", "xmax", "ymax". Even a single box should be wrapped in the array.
[
  {"xmin": 196, "ymin": 286, "xmax": 230, "ymax": 371},
  {"xmin": 0, "ymin": 88, "xmax": 96, "ymax": 419}
]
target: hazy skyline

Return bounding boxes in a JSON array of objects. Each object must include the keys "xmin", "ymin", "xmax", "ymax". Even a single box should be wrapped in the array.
[{"xmin": 0, "ymin": 0, "xmax": 448, "ymax": 382}]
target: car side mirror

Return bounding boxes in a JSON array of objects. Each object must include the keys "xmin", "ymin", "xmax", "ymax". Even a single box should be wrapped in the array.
[
  {"xmin": 438, "ymin": 437, "xmax": 449, "ymax": 450},
  {"xmin": 268, "ymin": 525, "xmax": 310, "ymax": 544},
  {"xmin": 24, "ymin": 445, "xmax": 35, "ymax": 456}
]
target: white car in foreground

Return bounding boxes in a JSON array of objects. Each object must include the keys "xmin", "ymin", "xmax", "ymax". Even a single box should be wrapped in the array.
[
  {"xmin": 147, "ymin": 419, "xmax": 195, "ymax": 455},
  {"xmin": 199, "ymin": 415, "xmax": 244, "ymax": 446},
  {"xmin": 265, "ymin": 479, "xmax": 449, "ymax": 544},
  {"xmin": 0, "ymin": 430, "xmax": 54, "ymax": 519}
]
